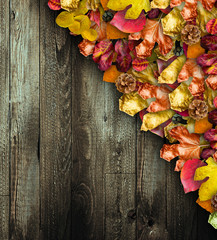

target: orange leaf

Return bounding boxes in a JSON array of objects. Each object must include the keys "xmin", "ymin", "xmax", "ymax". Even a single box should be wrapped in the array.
[
  {"xmin": 178, "ymin": 58, "xmax": 205, "ymax": 96},
  {"xmin": 196, "ymin": 198, "xmax": 214, "ymax": 213},
  {"xmin": 106, "ymin": 23, "xmax": 129, "ymax": 40},
  {"xmin": 129, "ymin": 19, "xmax": 173, "ymax": 58},
  {"xmin": 160, "ymin": 126, "xmax": 201, "ymax": 161},
  {"xmin": 187, "ymin": 42, "xmax": 205, "ymax": 59},
  {"xmin": 206, "ymin": 75, "xmax": 217, "ymax": 90},
  {"xmin": 138, "ymin": 83, "xmax": 171, "ymax": 112},
  {"xmin": 103, "ymin": 65, "xmax": 122, "ymax": 83},
  {"xmin": 100, "ymin": 0, "xmax": 109, "ymax": 10},
  {"xmin": 195, "ymin": 116, "xmax": 213, "ymax": 134}
]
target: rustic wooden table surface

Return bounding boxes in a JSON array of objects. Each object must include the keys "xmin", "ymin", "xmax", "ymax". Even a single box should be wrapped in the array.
[{"xmin": 0, "ymin": 0, "xmax": 217, "ymax": 239}]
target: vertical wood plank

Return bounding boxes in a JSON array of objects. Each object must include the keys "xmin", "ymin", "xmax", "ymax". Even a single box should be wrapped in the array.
[
  {"xmin": 136, "ymin": 130, "xmax": 168, "ymax": 240},
  {"xmin": 0, "ymin": 0, "xmax": 10, "ymax": 197},
  {"xmin": 71, "ymin": 41, "xmax": 105, "ymax": 240},
  {"xmin": 10, "ymin": 0, "xmax": 40, "ymax": 238},
  {"xmin": 40, "ymin": 1, "xmax": 72, "ymax": 239},
  {"xmin": 0, "ymin": 197, "xmax": 9, "ymax": 240},
  {"xmin": 105, "ymin": 174, "xmax": 136, "ymax": 240},
  {"xmin": 0, "ymin": 1, "xmax": 10, "ymax": 238},
  {"xmin": 71, "ymin": 36, "xmax": 136, "ymax": 239}
]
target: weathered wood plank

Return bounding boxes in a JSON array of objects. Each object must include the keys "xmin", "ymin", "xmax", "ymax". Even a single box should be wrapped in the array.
[
  {"xmin": 0, "ymin": 5, "xmax": 10, "ymax": 239},
  {"xmin": 10, "ymin": 0, "xmax": 40, "ymax": 239},
  {"xmin": 105, "ymin": 173, "xmax": 136, "ymax": 240},
  {"xmin": 136, "ymin": 129, "xmax": 168, "ymax": 240},
  {"xmin": 104, "ymin": 84, "xmax": 137, "ymax": 174},
  {"xmin": 71, "ymin": 41, "xmax": 105, "ymax": 240},
  {"xmin": 0, "ymin": 197, "xmax": 9, "ymax": 240},
  {"xmin": 0, "ymin": 0, "xmax": 9, "ymax": 197},
  {"xmin": 39, "ymin": 1, "xmax": 72, "ymax": 239},
  {"xmin": 71, "ymin": 35, "xmax": 137, "ymax": 238}
]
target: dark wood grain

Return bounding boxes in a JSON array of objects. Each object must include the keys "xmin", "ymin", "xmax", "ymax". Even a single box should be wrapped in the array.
[
  {"xmin": 0, "ymin": 1, "xmax": 217, "ymax": 239},
  {"xmin": 9, "ymin": 0, "xmax": 40, "ymax": 239},
  {"xmin": 40, "ymin": 1, "xmax": 72, "ymax": 239}
]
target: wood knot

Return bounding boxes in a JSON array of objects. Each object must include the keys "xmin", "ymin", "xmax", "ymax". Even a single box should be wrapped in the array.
[{"xmin": 127, "ymin": 209, "xmax": 136, "ymax": 223}]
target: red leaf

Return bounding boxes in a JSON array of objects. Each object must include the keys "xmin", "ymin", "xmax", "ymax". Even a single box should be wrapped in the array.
[
  {"xmin": 132, "ymin": 58, "xmax": 149, "ymax": 71},
  {"xmin": 110, "ymin": 7, "xmax": 146, "ymax": 33},
  {"xmin": 181, "ymin": 159, "xmax": 207, "ymax": 193},
  {"xmin": 197, "ymin": 53, "xmax": 217, "ymax": 67},
  {"xmin": 206, "ymin": 19, "xmax": 217, "ymax": 35},
  {"xmin": 208, "ymin": 109, "xmax": 217, "ymax": 125},
  {"xmin": 93, "ymin": 40, "xmax": 114, "ymax": 71},
  {"xmin": 160, "ymin": 126, "xmax": 201, "ymax": 161},
  {"xmin": 116, "ymin": 54, "xmax": 132, "ymax": 72},
  {"xmin": 115, "ymin": 40, "xmax": 132, "ymax": 72},
  {"xmin": 48, "ymin": 0, "xmax": 61, "ymax": 10},
  {"xmin": 201, "ymin": 35, "xmax": 217, "ymax": 51},
  {"xmin": 204, "ymin": 129, "xmax": 217, "ymax": 142},
  {"xmin": 201, "ymin": 148, "xmax": 216, "ymax": 159},
  {"xmin": 89, "ymin": 10, "xmax": 101, "ymax": 27}
]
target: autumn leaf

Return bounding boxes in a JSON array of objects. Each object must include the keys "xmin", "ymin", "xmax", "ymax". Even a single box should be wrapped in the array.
[
  {"xmin": 206, "ymin": 18, "xmax": 217, "ymax": 34},
  {"xmin": 169, "ymin": 83, "xmax": 193, "ymax": 112},
  {"xmin": 132, "ymin": 58, "xmax": 149, "ymax": 72},
  {"xmin": 158, "ymin": 54, "xmax": 186, "ymax": 84},
  {"xmin": 115, "ymin": 39, "xmax": 132, "ymax": 72},
  {"xmin": 178, "ymin": 58, "xmax": 205, "ymax": 96},
  {"xmin": 107, "ymin": 0, "xmax": 151, "ymax": 19},
  {"xmin": 110, "ymin": 6, "xmax": 147, "ymax": 33},
  {"xmin": 197, "ymin": 53, "xmax": 217, "ymax": 75},
  {"xmin": 141, "ymin": 110, "xmax": 175, "ymax": 131},
  {"xmin": 78, "ymin": 39, "xmax": 96, "ymax": 57},
  {"xmin": 170, "ymin": 0, "xmax": 216, "ymax": 21},
  {"xmin": 93, "ymin": 40, "xmax": 114, "ymax": 71},
  {"xmin": 119, "ymin": 92, "xmax": 148, "ymax": 116},
  {"xmin": 160, "ymin": 126, "xmax": 201, "ymax": 161},
  {"xmin": 181, "ymin": 159, "xmax": 207, "ymax": 193},
  {"xmin": 206, "ymin": 75, "xmax": 217, "ymax": 90},
  {"xmin": 194, "ymin": 157, "xmax": 217, "ymax": 201},
  {"xmin": 201, "ymin": 35, "xmax": 217, "ymax": 51},
  {"xmin": 138, "ymin": 83, "xmax": 171, "ymax": 112},
  {"xmin": 209, "ymin": 212, "xmax": 217, "ymax": 229},
  {"xmin": 129, "ymin": 19, "xmax": 173, "ymax": 58},
  {"xmin": 48, "ymin": 0, "xmax": 61, "ymax": 10}
]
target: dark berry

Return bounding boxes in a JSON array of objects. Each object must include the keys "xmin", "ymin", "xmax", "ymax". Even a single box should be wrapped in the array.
[
  {"xmin": 172, "ymin": 114, "xmax": 187, "ymax": 125},
  {"xmin": 102, "ymin": 11, "xmax": 114, "ymax": 22},
  {"xmin": 174, "ymin": 41, "xmax": 184, "ymax": 56}
]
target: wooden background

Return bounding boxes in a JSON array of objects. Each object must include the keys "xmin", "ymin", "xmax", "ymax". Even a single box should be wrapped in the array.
[{"xmin": 0, "ymin": 0, "xmax": 217, "ymax": 239}]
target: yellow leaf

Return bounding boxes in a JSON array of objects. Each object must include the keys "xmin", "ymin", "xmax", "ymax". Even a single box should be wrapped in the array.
[
  {"xmin": 151, "ymin": 0, "xmax": 170, "ymax": 9},
  {"xmin": 119, "ymin": 92, "xmax": 148, "ymax": 117},
  {"xmin": 132, "ymin": 63, "xmax": 158, "ymax": 85},
  {"xmin": 169, "ymin": 83, "xmax": 193, "ymax": 112},
  {"xmin": 81, "ymin": 28, "xmax": 98, "ymax": 41},
  {"xmin": 141, "ymin": 110, "xmax": 175, "ymax": 131},
  {"xmin": 56, "ymin": 11, "xmax": 75, "ymax": 28},
  {"xmin": 107, "ymin": 0, "xmax": 151, "ymax": 19},
  {"xmin": 161, "ymin": 7, "xmax": 186, "ymax": 38},
  {"xmin": 194, "ymin": 157, "xmax": 217, "ymax": 201},
  {"xmin": 61, "ymin": 0, "xmax": 80, "ymax": 11},
  {"xmin": 68, "ymin": 20, "xmax": 81, "ymax": 32},
  {"xmin": 72, "ymin": 0, "xmax": 89, "ymax": 16},
  {"xmin": 158, "ymin": 54, "xmax": 186, "ymax": 84},
  {"xmin": 72, "ymin": 15, "xmax": 91, "ymax": 34}
]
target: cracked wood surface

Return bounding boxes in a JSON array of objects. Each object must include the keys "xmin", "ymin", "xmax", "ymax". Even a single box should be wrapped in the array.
[{"xmin": 0, "ymin": 0, "xmax": 217, "ymax": 239}]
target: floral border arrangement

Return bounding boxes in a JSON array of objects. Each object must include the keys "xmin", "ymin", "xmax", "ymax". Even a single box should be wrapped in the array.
[{"xmin": 48, "ymin": 0, "xmax": 217, "ymax": 228}]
